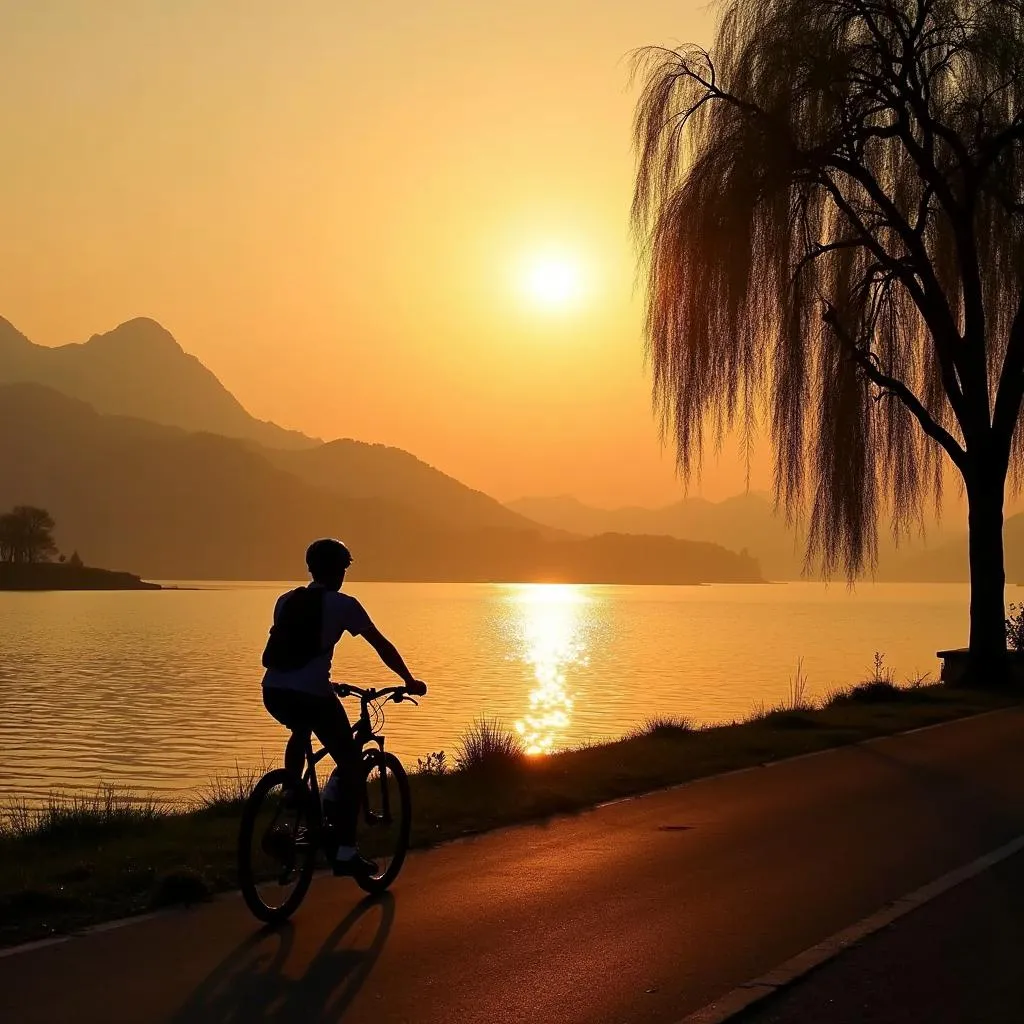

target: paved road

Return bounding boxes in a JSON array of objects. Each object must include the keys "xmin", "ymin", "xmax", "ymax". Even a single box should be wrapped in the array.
[
  {"xmin": 738, "ymin": 848, "xmax": 1024, "ymax": 1024},
  {"xmin": 4, "ymin": 708, "xmax": 1024, "ymax": 1024}
]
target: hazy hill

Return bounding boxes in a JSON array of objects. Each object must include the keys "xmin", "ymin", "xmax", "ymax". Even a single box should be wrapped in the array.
[
  {"xmin": 267, "ymin": 439, "xmax": 550, "ymax": 535},
  {"xmin": 509, "ymin": 493, "xmax": 960, "ymax": 580},
  {"xmin": 0, "ymin": 384, "xmax": 761, "ymax": 584},
  {"xmin": 0, "ymin": 316, "xmax": 316, "ymax": 450},
  {"xmin": 882, "ymin": 516, "xmax": 1024, "ymax": 583},
  {"xmin": 510, "ymin": 493, "xmax": 802, "ymax": 578}
]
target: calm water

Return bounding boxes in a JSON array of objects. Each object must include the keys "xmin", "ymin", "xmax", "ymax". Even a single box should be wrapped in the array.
[{"xmin": 0, "ymin": 581, "xmax": 1002, "ymax": 804}]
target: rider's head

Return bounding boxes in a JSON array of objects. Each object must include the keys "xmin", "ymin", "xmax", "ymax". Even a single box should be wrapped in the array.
[{"xmin": 305, "ymin": 538, "xmax": 352, "ymax": 590}]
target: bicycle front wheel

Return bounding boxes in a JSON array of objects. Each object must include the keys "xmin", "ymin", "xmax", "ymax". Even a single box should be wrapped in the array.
[
  {"xmin": 355, "ymin": 751, "xmax": 411, "ymax": 894},
  {"xmin": 238, "ymin": 768, "xmax": 319, "ymax": 923}
]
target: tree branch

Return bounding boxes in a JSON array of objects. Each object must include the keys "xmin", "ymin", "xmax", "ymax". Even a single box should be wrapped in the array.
[{"xmin": 822, "ymin": 302, "xmax": 967, "ymax": 470}]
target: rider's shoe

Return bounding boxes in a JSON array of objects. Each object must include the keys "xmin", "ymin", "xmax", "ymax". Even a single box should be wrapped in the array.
[{"xmin": 333, "ymin": 852, "xmax": 378, "ymax": 878}]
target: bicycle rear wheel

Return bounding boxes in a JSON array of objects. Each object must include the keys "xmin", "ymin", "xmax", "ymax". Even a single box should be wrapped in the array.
[
  {"xmin": 355, "ymin": 751, "xmax": 411, "ymax": 894},
  {"xmin": 238, "ymin": 768, "xmax": 319, "ymax": 923}
]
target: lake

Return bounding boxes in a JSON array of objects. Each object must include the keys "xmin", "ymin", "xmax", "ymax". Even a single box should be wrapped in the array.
[{"xmin": 0, "ymin": 581, "xmax": 1000, "ymax": 805}]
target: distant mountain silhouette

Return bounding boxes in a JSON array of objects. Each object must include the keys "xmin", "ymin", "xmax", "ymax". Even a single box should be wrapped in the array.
[
  {"xmin": 266, "ymin": 440, "xmax": 551, "ymax": 535},
  {"xmin": 510, "ymin": 493, "xmax": 802, "ymax": 578},
  {"xmin": 0, "ymin": 384, "xmax": 762, "ymax": 583},
  {"xmin": 882, "ymin": 515, "xmax": 1024, "ymax": 583},
  {"xmin": 0, "ymin": 316, "xmax": 317, "ymax": 450},
  {"xmin": 509, "ymin": 493, "xmax": 960, "ymax": 580}
]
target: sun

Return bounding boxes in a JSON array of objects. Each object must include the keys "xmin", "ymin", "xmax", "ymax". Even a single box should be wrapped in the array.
[{"xmin": 520, "ymin": 254, "xmax": 585, "ymax": 310}]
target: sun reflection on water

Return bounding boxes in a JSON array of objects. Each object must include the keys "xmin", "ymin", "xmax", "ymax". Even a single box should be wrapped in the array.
[{"xmin": 508, "ymin": 584, "xmax": 591, "ymax": 755}]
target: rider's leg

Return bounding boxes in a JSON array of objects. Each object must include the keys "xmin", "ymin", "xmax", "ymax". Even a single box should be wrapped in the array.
[
  {"xmin": 311, "ymin": 698, "xmax": 363, "ymax": 853},
  {"xmin": 263, "ymin": 687, "xmax": 313, "ymax": 791},
  {"xmin": 283, "ymin": 729, "xmax": 308, "ymax": 778},
  {"xmin": 266, "ymin": 688, "xmax": 366, "ymax": 866}
]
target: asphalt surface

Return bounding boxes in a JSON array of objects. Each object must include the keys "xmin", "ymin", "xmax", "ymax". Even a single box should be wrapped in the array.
[
  {"xmin": 3, "ymin": 708, "xmax": 1024, "ymax": 1024},
  {"xmin": 738, "ymin": 848, "xmax": 1024, "ymax": 1024}
]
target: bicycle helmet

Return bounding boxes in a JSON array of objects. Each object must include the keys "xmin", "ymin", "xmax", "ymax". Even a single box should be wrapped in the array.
[{"xmin": 305, "ymin": 538, "xmax": 353, "ymax": 582}]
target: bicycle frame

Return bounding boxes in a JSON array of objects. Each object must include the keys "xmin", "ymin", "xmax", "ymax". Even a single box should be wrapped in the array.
[{"xmin": 298, "ymin": 686, "xmax": 400, "ymax": 835}]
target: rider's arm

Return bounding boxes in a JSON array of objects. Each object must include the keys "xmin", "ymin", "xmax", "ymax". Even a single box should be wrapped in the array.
[{"xmin": 361, "ymin": 623, "xmax": 416, "ymax": 686}]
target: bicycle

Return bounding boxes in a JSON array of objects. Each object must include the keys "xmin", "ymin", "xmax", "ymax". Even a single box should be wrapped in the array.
[{"xmin": 238, "ymin": 682, "xmax": 420, "ymax": 924}]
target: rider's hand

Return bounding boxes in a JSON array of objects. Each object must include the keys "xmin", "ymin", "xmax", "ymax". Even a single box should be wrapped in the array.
[{"xmin": 406, "ymin": 679, "xmax": 427, "ymax": 696}]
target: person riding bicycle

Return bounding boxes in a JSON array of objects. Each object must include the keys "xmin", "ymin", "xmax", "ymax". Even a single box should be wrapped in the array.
[{"xmin": 261, "ymin": 538, "xmax": 426, "ymax": 877}]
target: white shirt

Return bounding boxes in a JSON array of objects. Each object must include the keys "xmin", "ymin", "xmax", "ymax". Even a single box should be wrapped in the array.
[{"xmin": 262, "ymin": 585, "xmax": 372, "ymax": 697}]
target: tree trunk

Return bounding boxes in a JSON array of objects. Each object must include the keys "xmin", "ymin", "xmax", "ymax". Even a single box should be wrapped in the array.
[{"xmin": 966, "ymin": 472, "xmax": 1008, "ymax": 686}]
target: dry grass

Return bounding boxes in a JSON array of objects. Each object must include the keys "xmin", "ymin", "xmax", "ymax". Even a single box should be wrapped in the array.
[
  {"xmin": 455, "ymin": 718, "xmax": 525, "ymax": 772},
  {"xmin": 0, "ymin": 788, "xmax": 161, "ymax": 845},
  {"xmin": 626, "ymin": 714, "xmax": 697, "ymax": 739},
  {"xmin": 414, "ymin": 751, "xmax": 450, "ymax": 776},
  {"xmin": 823, "ymin": 653, "xmax": 935, "ymax": 707},
  {"xmin": 193, "ymin": 764, "xmax": 267, "ymax": 816},
  {"xmin": 745, "ymin": 657, "xmax": 818, "ymax": 725}
]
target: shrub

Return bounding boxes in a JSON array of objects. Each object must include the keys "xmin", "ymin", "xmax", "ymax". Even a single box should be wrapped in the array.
[
  {"xmin": 415, "ymin": 751, "xmax": 449, "ymax": 776},
  {"xmin": 626, "ymin": 715, "xmax": 695, "ymax": 739},
  {"xmin": 841, "ymin": 680, "xmax": 907, "ymax": 703},
  {"xmin": 1006, "ymin": 603, "xmax": 1024, "ymax": 651},
  {"xmin": 455, "ymin": 718, "xmax": 524, "ymax": 773},
  {"xmin": 822, "ymin": 654, "xmax": 935, "ymax": 707},
  {"xmin": 868, "ymin": 652, "xmax": 896, "ymax": 685}
]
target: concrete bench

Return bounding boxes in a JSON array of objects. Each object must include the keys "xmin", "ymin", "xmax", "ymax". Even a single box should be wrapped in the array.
[{"xmin": 937, "ymin": 647, "xmax": 1024, "ymax": 686}]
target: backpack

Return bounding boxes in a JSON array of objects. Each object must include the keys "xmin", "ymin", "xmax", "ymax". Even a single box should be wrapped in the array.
[{"xmin": 261, "ymin": 587, "xmax": 327, "ymax": 671}]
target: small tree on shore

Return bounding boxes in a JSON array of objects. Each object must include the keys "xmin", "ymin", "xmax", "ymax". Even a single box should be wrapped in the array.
[
  {"xmin": 633, "ymin": 0, "xmax": 1024, "ymax": 675},
  {"xmin": 0, "ymin": 506, "xmax": 58, "ymax": 564}
]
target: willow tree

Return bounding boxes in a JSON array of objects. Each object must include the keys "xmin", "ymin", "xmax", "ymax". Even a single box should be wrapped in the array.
[{"xmin": 633, "ymin": 0, "xmax": 1024, "ymax": 670}]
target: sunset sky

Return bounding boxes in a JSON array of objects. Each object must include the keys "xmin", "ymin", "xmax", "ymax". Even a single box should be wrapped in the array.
[{"xmin": 0, "ymin": 1, "xmax": 771, "ymax": 508}]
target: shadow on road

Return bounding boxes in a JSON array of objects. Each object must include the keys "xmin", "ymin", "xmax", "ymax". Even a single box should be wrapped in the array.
[{"xmin": 170, "ymin": 894, "xmax": 396, "ymax": 1023}]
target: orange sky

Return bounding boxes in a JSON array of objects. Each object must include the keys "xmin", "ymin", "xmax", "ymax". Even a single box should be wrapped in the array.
[{"xmin": 0, "ymin": 1, "xmax": 779, "ymax": 507}]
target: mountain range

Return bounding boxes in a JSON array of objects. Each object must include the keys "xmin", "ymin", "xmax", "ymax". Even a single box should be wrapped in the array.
[
  {"xmin": 4, "ymin": 312, "xmax": 1003, "ymax": 584},
  {"xmin": 0, "ymin": 316, "xmax": 316, "ymax": 450},
  {"xmin": 507, "ymin": 494, "xmax": 992, "ymax": 583},
  {"xmin": 0, "ymin": 315, "xmax": 761, "ymax": 583},
  {"xmin": 509, "ymin": 493, "xmax": 802, "ymax": 579}
]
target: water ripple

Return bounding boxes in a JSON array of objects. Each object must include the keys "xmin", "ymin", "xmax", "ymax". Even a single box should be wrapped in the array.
[{"xmin": 0, "ymin": 581, "xmax": 979, "ymax": 804}]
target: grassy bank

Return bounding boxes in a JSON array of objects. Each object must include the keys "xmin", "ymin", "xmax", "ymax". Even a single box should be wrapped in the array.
[{"xmin": 2, "ymin": 681, "xmax": 1020, "ymax": 947}]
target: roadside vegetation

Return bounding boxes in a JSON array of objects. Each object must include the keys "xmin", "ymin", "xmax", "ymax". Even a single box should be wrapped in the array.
[{"xmin": 2, "ymin": 663, "xmax": 1021, "ymax": 947}]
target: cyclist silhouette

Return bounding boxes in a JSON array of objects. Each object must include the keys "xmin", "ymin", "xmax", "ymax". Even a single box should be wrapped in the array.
[{"xmin": 261, "ymin": 538, "xmax": 426, "ymax": 876}]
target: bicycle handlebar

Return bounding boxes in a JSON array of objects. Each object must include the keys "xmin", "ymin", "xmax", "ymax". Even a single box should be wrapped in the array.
[{"xmin": 333, "ymin": 683, "xmax": 417, "ymax": 705}]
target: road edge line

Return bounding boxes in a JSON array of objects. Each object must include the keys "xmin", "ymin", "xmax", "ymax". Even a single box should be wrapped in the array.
[{"xmin": 677, "ymin": 832, "xmax": 1024, "ymax": 1024}]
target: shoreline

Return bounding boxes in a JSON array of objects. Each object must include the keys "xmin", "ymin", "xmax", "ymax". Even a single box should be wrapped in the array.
[
  {"xmin": 0, "ymin": 564, "xmax": 159, "ymax": 592},
  {"xmin": 1, "ymin": 681, "xmax": 1020, "ymax": 948}
]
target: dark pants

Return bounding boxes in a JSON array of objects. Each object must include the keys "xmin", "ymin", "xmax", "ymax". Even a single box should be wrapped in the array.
[{"xmin": 263, "ymin": 687, "xmax": 361, "ymax": 846}]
